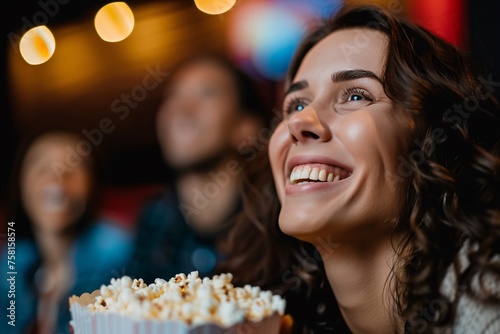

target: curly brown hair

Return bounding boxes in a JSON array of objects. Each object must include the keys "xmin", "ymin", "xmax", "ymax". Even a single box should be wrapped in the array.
[{"xmin": 222, "ymin": 4, "xmax": 500, "ymax": 333}]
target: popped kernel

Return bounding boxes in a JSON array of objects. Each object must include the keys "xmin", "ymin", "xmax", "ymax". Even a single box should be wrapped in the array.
[{"xmin": 90, "ymin": 272, "xmax": 286, "ymax": 327}]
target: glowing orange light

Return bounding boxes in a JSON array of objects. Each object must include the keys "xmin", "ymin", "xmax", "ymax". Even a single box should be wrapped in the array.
[
  {"xmin": 19, "ymin": 26, "xmax": 56, "ymax": 65},
  {"xmin": 194, "ymin": 0, "xmax": 236, "ymax": 15},
  {"xmin": 95, "ymin": 2, "xmax": 135, "ymax": 42}
]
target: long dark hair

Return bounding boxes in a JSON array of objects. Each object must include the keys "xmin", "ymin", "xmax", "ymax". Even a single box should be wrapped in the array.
[
  {"xmin": 8, "ymin": 127, "xmax": 103, "ymax": 239},
  {"xmin": 223, "ymin": 4, "xmax": 500, "ymax": 333},
  {"xmin": 294, "ymin": 5, "xmax": 500, "ymax": 332}
]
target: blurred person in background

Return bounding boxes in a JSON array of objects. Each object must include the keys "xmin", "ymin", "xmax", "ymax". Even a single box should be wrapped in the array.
[
  {"xmin": 0, "ymin": 130, "xmax": 132, "ymax": 334},
  {"xmin": 127, "ymin": 55, "xmax": 269, "ymax": 283}
]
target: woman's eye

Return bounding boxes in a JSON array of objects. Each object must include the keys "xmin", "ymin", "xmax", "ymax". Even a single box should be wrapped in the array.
[
  {"xmin": 341, "ymin": 87, "xmax": 374, "ymax": 104},
  {"xmin": 283, "ymin": 98, "xmax": 308, "ymax": 115},
  {"xmin": 348, "ymin": 94, "xmax": 364, "ymax": 102},
  {"xmin": 295, "ymin": 103, "xmax": 306, "ymax": 111}
]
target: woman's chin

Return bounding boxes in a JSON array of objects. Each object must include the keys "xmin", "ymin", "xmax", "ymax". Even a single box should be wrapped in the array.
[{"xmin": 278, "ymin": 215, "xmax": 325, "ymax": 242}]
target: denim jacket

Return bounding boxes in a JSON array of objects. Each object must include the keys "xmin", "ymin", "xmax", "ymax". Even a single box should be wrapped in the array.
[{"xmin": 0, "ymin": 220, "xmax": 132, "ymax": 334}]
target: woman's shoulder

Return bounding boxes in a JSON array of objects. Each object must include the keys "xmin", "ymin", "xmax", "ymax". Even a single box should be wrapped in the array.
[
  {"xmin": 452, "ymin": 292, "xmax": 500, "ymax": 334},
  {"xmin": 80, "ymin": 218, "xmax": 131, "ymax": 243},
  {"xmin": 1, "ymin": 237, "xmax": 38, "ymax": 270},
  {"xmin": 71, "ymin": 220, "xmax": 133, "ymax": 296},
  {"xmin": 74, "ymin": 218, "xmax": 132, "ymax": 263}
]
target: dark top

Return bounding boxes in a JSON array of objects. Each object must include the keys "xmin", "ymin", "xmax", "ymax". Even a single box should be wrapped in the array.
[{"xmin": 127, "ymin": 187, "xmax": 231, "ymax": 284}]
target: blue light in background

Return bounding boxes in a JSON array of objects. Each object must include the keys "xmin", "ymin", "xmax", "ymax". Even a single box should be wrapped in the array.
[
  {"xmin": 250, "ymin": 7, "xmax": 305, "ymax": 80},
  {"xmin": 275, "ymin": 0, "xmax": 342, "ymax": 19},
  {"xmin": 229, "ymin": 0, "xmax": 342, "ymax": 80}
]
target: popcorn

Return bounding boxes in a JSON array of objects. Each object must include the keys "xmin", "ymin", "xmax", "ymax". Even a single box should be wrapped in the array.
[{"xmin": 86, "ymin": 272, "xmax": 285, "ymax": 327}]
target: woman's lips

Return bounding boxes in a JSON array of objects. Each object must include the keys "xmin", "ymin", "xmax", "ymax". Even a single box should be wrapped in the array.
[
  {"xmin": 285, "ymin": 174, "xmax": 351, "ymax": 195},
  {"xmin": 42, "ymin": 184, "xmax": 69, "ymax": 212}
]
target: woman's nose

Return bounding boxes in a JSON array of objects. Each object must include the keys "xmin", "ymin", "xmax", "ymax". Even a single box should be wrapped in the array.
[{"xmin": 287, "ymin": 106, "xmax": 332, "ymax": 143}]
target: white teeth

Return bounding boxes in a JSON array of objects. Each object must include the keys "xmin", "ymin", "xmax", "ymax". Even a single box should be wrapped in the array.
[
  {"xmin": 310, "ymin": 168, "xmax": 319, "ymax": 181},
  {"xmin": 300, "ymin": 166, "xmax": 311, "ymax": 179},
  {"xmin": 293, "ymin": 168, "xmax": 301, "ymax": 180},
  {"xmin": 290, "ymin": 164, "xmax": 350, "ymax": 184}
]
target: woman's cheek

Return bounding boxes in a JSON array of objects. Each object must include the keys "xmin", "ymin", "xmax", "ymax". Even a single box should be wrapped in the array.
[
  {"xmin": 336, "ymin": 115, "xmax": 378, "ymax": 155},
  {"xmin": 269, "ymin": 121, "xmax": 289, "ymax": 201},
  {"xmin": 269, "ymin": 121, "xmax": 289, "ymax": 162}
]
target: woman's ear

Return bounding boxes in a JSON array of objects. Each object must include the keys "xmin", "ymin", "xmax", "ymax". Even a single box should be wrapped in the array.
[{"xmin": 230, "ymin": 111, "xmax": 265, "ymax": 150}]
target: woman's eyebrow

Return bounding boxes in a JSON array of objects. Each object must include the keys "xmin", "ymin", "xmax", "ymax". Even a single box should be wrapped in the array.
[
  {"xmin": 284, "ymin": 70, "xmax": 381, "ymax": 98},
  {"xmin": 284, "ymin": 80, "xmax": 308, "ymax": 97},
  {"xmin": 331, "ymin": 69, "xmax": 382, "ymax": 83}
]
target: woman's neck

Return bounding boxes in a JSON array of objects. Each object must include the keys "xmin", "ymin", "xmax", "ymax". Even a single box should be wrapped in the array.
[
  {"xmin": 35, "ymin": 230, "xmax": 73, "ymax": 268},
  {"xmin": 176, "ymin": 157, "xmax": 241, "ymax": 234},
  {"xmin": 316, "ymin": 234, "xmax": 404, "ymax": 334}
]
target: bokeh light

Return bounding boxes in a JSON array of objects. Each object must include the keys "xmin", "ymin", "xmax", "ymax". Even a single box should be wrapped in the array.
[
  {"xmin": 19, "ymin": 26, "xmax": 56, "ymax": 65},
  {"xmin": 250, "ymin": 7, "xmax": 304, "ymax": 80},
  {"xmin": 275, "ymin": 0, "xmax": 341, "ymax": 19},
  {"xmin": 194, "ymin": 0, "xmax": 236, "ymax": 15},
  {"xmin": 228, "ymin": 0, "xmax": 341, "ymax": 80},
  {"xmin": 95, "ymin": 2, "xmax": 135, "ymax": 42}
]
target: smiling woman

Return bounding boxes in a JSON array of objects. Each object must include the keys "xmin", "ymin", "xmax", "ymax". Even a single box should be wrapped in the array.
[
  {"xmin": 222, "ymin": 4, "xmax": 500, "ymax": 334},
  {"xmin": 0, "ymin": 129, "xmax": 132, "ymax": 334},
  {"xmin": 272, "ymin": 28, "xmax": 409, "ymax": 246}
]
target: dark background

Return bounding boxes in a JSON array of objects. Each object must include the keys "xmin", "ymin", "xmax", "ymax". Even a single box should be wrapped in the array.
[{"xmin": 2, "ymin": 0, "xmax": 500, "ymax": 206}]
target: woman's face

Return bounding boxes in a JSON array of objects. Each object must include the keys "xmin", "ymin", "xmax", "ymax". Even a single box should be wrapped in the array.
[
  {"xmin": 156, "ymin": 61, "xmax": 242, "ymax": 169},
  {"xmin": 269, "ymin": 28, "xmax": 413, "ymax": 243},
  {"xmin": 20, "ymin": 133, "xmax": 93, "ymax": 235}
]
